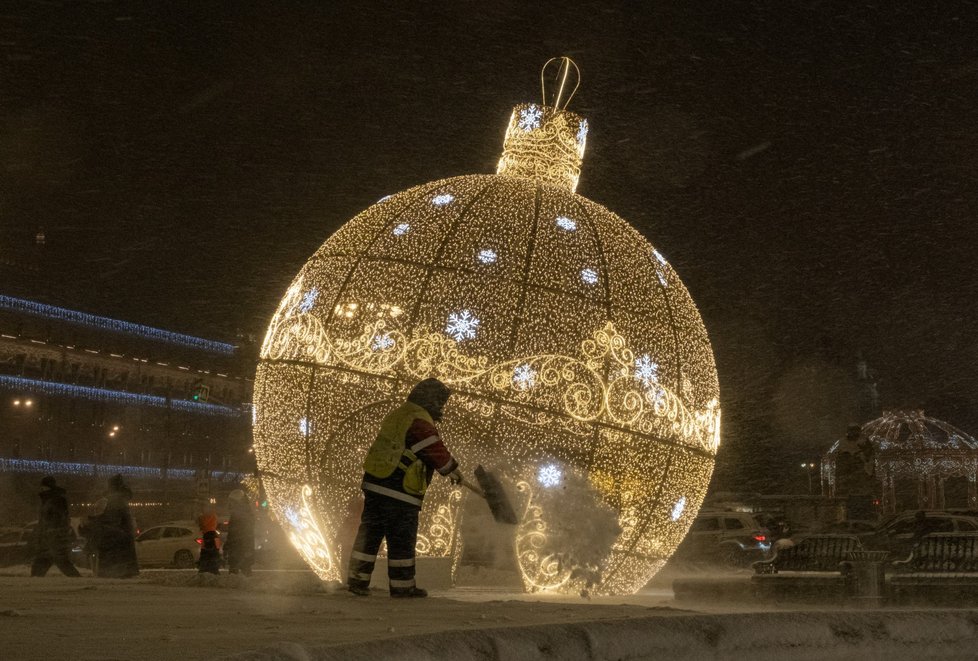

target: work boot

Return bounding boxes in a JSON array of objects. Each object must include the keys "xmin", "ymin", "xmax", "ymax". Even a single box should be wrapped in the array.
[
  {"xmin": 348, "ymin": 584, "xmax": 370, "ymax": 596},
  {"xmin": 390, "ymin": 587, "xmax": 428, "ymax": 598}
]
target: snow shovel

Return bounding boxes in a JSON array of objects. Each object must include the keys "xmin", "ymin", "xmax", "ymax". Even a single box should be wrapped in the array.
[{"xmin": 457, "ymin": 465, "xmax": 519, "ymax": 525}]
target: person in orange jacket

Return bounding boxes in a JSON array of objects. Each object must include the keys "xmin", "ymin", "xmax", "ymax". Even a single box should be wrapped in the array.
[{"xmin": 196, "ymin": 509, "xmax": 222, "ymax": 574}]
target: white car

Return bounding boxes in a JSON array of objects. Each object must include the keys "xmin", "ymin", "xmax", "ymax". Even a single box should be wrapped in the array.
[{"xmin": 134, "ymin": 521, "xmax": 202, "ymax": 569}]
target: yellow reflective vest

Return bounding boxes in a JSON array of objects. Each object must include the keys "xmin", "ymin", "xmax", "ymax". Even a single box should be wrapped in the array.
[{"xmin": 363, "ymin": 401, "xmax": 432, "ymax": 500}]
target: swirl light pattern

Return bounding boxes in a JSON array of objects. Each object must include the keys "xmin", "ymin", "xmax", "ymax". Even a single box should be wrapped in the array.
[{"xmin": 254, "ymin": 72, "xmax": 721, "ymax": 595}]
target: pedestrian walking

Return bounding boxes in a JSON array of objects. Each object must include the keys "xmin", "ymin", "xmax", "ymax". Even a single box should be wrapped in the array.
[
  {"xmin": 30, "ymin": 475, "xmax": 81, "ymax": 577},
  {"xmin": 347, "ymin": 378, "xmax": 462, "ymax": 598},
  {"xmin": 224, "ymin": 490, "xmax": 255, "ymax": 576},
  {"xmin": 96, "ymin": 474, "xmax": 139, "ymax": 578},
  {"xmin": 79, "ymin": 498, "xmax": 107, "ymax": 575}
]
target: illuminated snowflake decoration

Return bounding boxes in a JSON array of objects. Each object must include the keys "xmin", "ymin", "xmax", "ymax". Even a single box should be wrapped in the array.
[
  {"xmin": 653, "ymin": 249, "xmax": 668, "ymax": 266},
  {"xmin": 634, "ymin": 354, "xmax": 659, "ymax": 388},
  {"xmin": 513, "ymin": 363, "xmax": 537, "ymax": 390},
  {"xmin": 581, "ymin": 268, "xmax": 599, "ymax": 285},
  {"xmin": 576, "ymin": 119, "xmax": 589, "ymax": 147},
  {"xmin": 478, "ymin": 249, "xmax": 497, "ymax": 264},
  {"xmin": 556, "ymin": 215, "xmax": 577, "ymax": 231},
  {"xmin": 431, "ymin": 193, "xmax": 454, "ymax": 206},
  {"xmin": 537, "ymin": 464, "xmax": 562, "ymax": 488},
  {"xmin": 371, "ymin": 333, "xmax": 394, "ymax": 352},
  {"xmin": 284, "ymin": 507, "xmax": 302, "ymax": 528},
  {"xmin": 392, "ymin": 222, "xmax": 411, "ymax": 236},
  {"xmin": 519, "ymin": 104, "xmax": 543, "ymax": 131},
  {"xmin": 671, "ymin": 496, "xmax": 686, "ymax": 521},
  {"xmin": 445, "ymin": 309, "xmax": 480, "ymax": 342},
  {"xmin": 298, "ymin": 288, "xmax": 319, "ymax": 314},
  {"xmin": 299, "ymin": 417, "xmax": 312, "ymax": 436}
]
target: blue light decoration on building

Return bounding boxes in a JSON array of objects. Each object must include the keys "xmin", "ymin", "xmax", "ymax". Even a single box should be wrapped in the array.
[
  {"xmin": 0, "ymin": 294, "xmax": 236, "ymax": 355},
  {"xmin": 0, "ymin": 375, "xmax": 241, "ymax": 417},
  {"xmin": 0, "ymin": 457, "xmax": 243, "ymax": 481}
]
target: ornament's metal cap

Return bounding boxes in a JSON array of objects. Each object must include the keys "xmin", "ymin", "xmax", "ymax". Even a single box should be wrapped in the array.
[{"xmin": 496, "ymin": 57, "xmax": 588, "ymax": 192}]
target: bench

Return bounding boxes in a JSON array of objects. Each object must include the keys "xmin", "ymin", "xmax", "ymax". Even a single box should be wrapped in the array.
[
  {"xmin": 751, "ymin": 534, "xmax": 863, "ymax": 602},
  {"xmin": 889, "ymin": 532, "xmax": 978, "ymax": 603}
]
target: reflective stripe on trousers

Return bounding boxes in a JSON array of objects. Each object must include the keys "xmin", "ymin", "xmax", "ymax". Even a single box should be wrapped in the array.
[{"xmin": 348, "ymin": 491, "xmax": 420, "ymax": 593}]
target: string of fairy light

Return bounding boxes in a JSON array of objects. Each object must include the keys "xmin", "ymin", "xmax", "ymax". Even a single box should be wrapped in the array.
[{"xmin": 253, "ymin": 61, "xmax": 720, "ymax": 595}]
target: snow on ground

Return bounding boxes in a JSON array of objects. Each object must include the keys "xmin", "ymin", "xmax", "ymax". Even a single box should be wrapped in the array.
[{"xmin": 2, "ymin": 568, "xmax": 978, "ymax": 660}]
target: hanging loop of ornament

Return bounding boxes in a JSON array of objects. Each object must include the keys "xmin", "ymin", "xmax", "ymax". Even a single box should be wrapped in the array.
[{"xmin": 541, "ymin": 56, "xmax": 581, "ymax": 110}]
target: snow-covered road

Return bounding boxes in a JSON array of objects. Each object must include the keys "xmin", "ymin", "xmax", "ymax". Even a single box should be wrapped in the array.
[{"xmin": 2, "ymin": 570, "xmax": 977, "ymax": 660}]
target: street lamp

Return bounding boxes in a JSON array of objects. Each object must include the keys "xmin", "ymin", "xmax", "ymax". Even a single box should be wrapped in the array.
[{"xmin": 801, "ymin": 462, "xmax": 817, "ymax": 494}]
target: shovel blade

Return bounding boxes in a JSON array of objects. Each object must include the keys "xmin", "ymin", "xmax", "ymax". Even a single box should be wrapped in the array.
[{"xmin": 474, "ymin": 465, "xmax": 519, "ymax": 525}]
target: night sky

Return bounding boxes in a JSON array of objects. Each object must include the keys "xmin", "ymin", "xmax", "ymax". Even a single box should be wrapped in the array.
[{"xmin": 2, "ymin": 2, "xmax": 976, "ymax": 490}]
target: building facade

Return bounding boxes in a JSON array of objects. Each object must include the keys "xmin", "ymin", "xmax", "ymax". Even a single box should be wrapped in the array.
[{"xmin": 0, "ymin": 294, "xmax": 255, "ymax": 523}]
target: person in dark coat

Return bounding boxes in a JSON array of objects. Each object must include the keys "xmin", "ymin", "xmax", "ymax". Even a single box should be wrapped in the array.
[
  {"xmin": 30, "ymin": 476, "xmax": 81, "ymax": 577},
  {"xmin": 79, "ymin": 498, "xmax": 107, "ymax": 573},
  {"xmin": 224, "ymin": 489, "xmax": 255, "ymax": 576},
  {"xmin": 96, "ymin": 474, "xmax": 139, "ymax": 578},
  {"xmin": 836, "ymin": 424, "xmax": 876, "ymax": 519}
]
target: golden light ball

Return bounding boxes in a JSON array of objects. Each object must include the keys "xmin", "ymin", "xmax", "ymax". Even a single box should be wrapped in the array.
[{"xmin": 253, "ymin": 62, "xmax": 721, "ymax": 595}]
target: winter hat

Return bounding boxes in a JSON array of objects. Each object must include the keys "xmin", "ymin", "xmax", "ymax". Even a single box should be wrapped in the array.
[
  {"xmin": 40, "ymin": 475, "xmax": 57, "ymax": 489},
  {"xmin": 407, "ymin": 378, "xmax": 452, "ymax": 420}
]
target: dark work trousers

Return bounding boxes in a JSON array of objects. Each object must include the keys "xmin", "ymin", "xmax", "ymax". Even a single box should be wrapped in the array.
[
  {"xmin": 348, "ymin": 491, "xmax": 420, "ymax": 594},
  {"xmin": 31, "ymin": 530, "xmax": 81, "ymax": 577}
]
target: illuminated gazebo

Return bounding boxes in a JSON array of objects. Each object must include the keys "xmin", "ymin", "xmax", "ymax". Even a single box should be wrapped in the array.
[{"xmin": 822, "ymin": 410, "xmax": 978, "ymax": 514}]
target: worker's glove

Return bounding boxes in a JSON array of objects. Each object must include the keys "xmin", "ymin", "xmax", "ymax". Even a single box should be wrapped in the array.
[{"xmin": 449, "ymin": 470, "xmax": 463, "ymax": 485}]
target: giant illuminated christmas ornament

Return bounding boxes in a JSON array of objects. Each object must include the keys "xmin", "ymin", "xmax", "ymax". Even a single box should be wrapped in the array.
[{"xmin": 253, "ymin": 58, "xmax": 721, "ymax": 596}]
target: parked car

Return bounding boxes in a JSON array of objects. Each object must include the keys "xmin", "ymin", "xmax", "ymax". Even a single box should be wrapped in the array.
[
  {"xmin": 0, "ymin": 519, "xmax": 89, "ymax": 569},
  {"xmin": 134, "ymin": 521, "xmax": 204, "ymax": 569},
  {"xmin": 672, "ymin": 510, "xmax": 771, "ymax": 567},
  {"xmin": 0, "ymin": 526, "xmax": 32, "ymax": 567},
  {"xmin": 859, "ymin": 511, "xmax": 978, "ymax": 558}
]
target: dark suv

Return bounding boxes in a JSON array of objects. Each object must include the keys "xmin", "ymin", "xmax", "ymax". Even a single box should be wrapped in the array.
[
  {"xmin": 860, "ymin": 511, "xmax": 978, "ymax": 558},
  {"xmin": 673, "ymin": 511, "xmax": 771, "ymax": 567}
]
